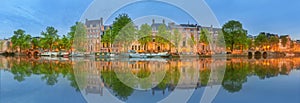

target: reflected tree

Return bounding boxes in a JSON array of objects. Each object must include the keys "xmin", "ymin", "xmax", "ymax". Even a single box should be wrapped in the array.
[{"xmin": 222, "ymin": 62, "xmax": 248, "ymax": 93}]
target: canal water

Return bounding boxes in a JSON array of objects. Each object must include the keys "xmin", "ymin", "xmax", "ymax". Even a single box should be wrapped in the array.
[{"xmin": 0, "ymin": 57, "xmax": 299, "ymax": 103}]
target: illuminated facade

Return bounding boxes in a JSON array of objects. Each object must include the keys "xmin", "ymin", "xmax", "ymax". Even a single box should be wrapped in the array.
[
  {"xmin": 85, "ymin": 18, "xmax": 106, "ymax": 53},
  {"xmin": 130, "ymin": 19, "xmax": 223, "ymax": 54}
]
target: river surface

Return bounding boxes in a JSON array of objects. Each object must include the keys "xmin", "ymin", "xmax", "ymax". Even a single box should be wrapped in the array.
[{"xmin": 0, "ymin": 57, "xmax": 299, "ymax": 103}]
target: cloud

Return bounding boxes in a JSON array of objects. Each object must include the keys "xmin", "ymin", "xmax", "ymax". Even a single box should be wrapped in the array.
[{"xmin": 0, "ymin": 0, "xmax": 93, "ymax": 38}]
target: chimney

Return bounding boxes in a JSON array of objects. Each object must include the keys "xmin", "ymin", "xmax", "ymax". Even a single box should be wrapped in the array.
[
  {"xmin": 100, "ymin": 17, "xmax": 103, "ymax": 25},
  {"xmin": 152, "ymin": 19, "xmax": 155, "ymax": 24}
]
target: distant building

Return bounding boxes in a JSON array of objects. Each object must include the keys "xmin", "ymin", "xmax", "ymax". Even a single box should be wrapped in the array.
[
  {"xmin": 279, "ymin": 35, "xmax": 292, "ymax": 51},
  {"xmin": 131, "ymin": 19, "xmax": 223, "ymax": 54},
  {"xmin": 0, "ymin": 39, "xmax": 12, "ymax": 52},
  {"xmin": 85, "ymin": 18, "xmax": 105, "ymax": 52},
  {"xmin": 84, "ymin": 18, "xmax": 223, "ymax": 54}
]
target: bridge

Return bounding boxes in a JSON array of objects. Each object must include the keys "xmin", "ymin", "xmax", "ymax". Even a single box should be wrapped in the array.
[
  {"xmin": 248, "ymin": 50, "xmax": 269, "ymax": 59},
  {"xmin": 247, "ymin": 50, "xmax": 291, "ymax": 59},
  {"xmin": 24, "ymin": 49, "xmax": 41, "ymax": 56}
]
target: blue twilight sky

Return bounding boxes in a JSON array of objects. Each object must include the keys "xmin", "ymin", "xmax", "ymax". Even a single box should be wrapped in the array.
[{"xmin": 0, "ymin": 0, "xmax": 300, "ymax": 39}]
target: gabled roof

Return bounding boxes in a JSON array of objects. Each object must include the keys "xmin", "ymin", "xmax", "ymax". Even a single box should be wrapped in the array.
[
  {"xmin": 85, "ymin": 20, "xmax": 101, "ymax": 27},
  {"xmin": 151, "ymin": 23, "xmax": 167, "ymax": 30}
]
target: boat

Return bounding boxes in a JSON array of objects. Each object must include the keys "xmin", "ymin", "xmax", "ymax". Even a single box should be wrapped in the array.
[
  {"xmin": 127, "ymin": 58, "xmax": 168, "ymax": 62},
  {"xmin": 41, "ymin": 52, "xmax": 59, "ymax": 57},
  {"xmin": 58, "ymin": 51, "xmax": 69, "ymax": 57},
  {"xmin": 129, "ymin": 53, "xmax": 147, "ymax": 58},
  {"xmin": 70, "ymin": 52, "xmax": 85, "ymax": 57},
  {"xmin": 128, "ymin": 50, "xmax": 170, "ymax": 58}
]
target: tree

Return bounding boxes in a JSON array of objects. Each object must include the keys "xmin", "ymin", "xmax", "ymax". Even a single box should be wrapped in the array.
[
  {"xmin": 116, "ymin": 22, "xmax": 136, "ymax": 52},
  {"xmin": 238, "ymin": 33, "xmax": 248, "ymax": 51},
  {"xmin": 269, "ymin": 36, "xmax": 279, "ymax": 50},
  {"xmin": 157, "ymin": 25, "xmax": 169, "ymax": 43},
  {"xmin": 31, "ymin": 38, "xmax": 40, "ymax": 49},
  {"xmin": 199, "ymin": 28, "xmax": 209, "ymax": 44},
  {"xmin": 255, "ymin": 33, "xmax": 268, "ymax": 50},
  {"xmin": 41, "ymin": 27, "xmax": 59, "ymax": 52},
  {"xmin": 137, "ymin": 23, "xmax": 152, "ymax": 51},
  {"xmin": 172, "ymin": 29, "xmax": 182, "ymax": 53},
  {"xmin": 11, "ymin": 29, "xmax": 31, "ymax": 53},
  {"xmin": 246, "ymin": 38, "xmax": 253, "ymax": 50},
  {"xmin": 188, "ymin": 34, "xmax": 196, "ymax": 49},
  {"xmin": 106, "ymin": 14, "xmax": 134, "ymax": 52},
  {"xmin": 157, "ymin": 25, "xmax": 171, "ymax": 51},
  {"xmin": 216, "ymin": 31, "xmax": 226, "ymax": 51},
  {"xmin": 101, "ymin": 28, "xmax": 113, "ymax": 52},
  {"xmin": 112, "ymin": 14, "xmax": 133, "ymax": 40},
  {"xmin": 58, "ymin": 35, "xmax": 70, "ymax": 51},
  {"xmin": 67, "ymin": 22, "xmax": 79, "ymax": 52},
  {"xmin": 72, "ymin": 22, "xmax": 87, "ymax": 52},
  {"xmin": 222, "ymin": 20, "xmax": 247, "ymax": 52},
  {"xmin": 199, "ymin": 28, "xmax": 210, "ymax": 54},
  {"xmin": 280, "ymin": 36, "xmax": 288, "ymax": 47}
]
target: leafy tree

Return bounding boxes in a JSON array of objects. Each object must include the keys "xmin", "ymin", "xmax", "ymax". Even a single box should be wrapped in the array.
[
  {"xmin": 67, "ymin": 22, "xmax": 80, "ymax": 52},
  {"xmin": 216, "ymin": 31, "xmax": 226, "ymax": 50},
  {"xmin": 112, "ymin": 14, "xmax": 133, "ymax": 40},
  {"xmin": 0, "ymin": 41, "xmax": 3, "ymax": 51},
  {"xmin": 11, "ymin": 29, "xmax": 31, "ymax": 53},
  {"xmin": 101, "ymin": 28, "xmax": 113, "ymax": 52},
  {"xmin": 137, "ymin": 23, "xmax": 152, "ymax": 50},
  {"xmin": 222, "ymin": 20, "xmax": 247, "ymax": 52},
  {"xmin": 72, "ymin": 22, "xmax": 87, "ymax": 52},
  {"xmin": 157, "ymin": 25, "xmax": 171, "ymax": 51},
  {"xmin": 199, "ymin": 28, "xmax": 209, "ymax": 44},
  {"xmin": 172, "ymin": 29, "xmax": 182, "ymax": 53},
  {"xmin": 238, "ymin": 33, "xmax": 248, "ymax": 51},
  {"xmin": 58, "ymin": 35, "xmax": 70, "ymax": 50},
  {"xmin": 199, "ymin": 28, "xmax": 210, "ymax": 53},
  {"xmin": 115, "ymin": 22, "xmax": 136, "ymax": 52},
  {"xmin": 246, "ymin": 38, "xmax": 253, "ymax": 50},
  {"xmin": 269, "ymin": 36, "xmax": 279, "ymax": 50},
  {"xmin": 157, "ymin": 25, "xmax": 169, "ymax": 44},
  {"xmin": 41, "ymin": 27, "xmax": 59, "ymax": 51},
  {"xmin": 31, "ymin": 38, "xmax": 40, "ymax": 49},
  {"xmin": 255, "ymin": 33, "xmax": 268, "ymax": 50},
  {"xmin": 105, "ymin": 14, "xmax": 135, "ymax": 52},
  {"xmin": 188, "ymin": 34, "xmax": 196, "ymax": 48}
]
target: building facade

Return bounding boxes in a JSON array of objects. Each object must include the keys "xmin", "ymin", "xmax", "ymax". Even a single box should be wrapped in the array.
[
  {"xmin": 85, "ymin": 18, "xmax": 223, "ymax": 54},
  {"xmin": 85, "ymin": 18, "xmax": 104, "ymax": 53},
  {"xmin": 130, "ymin": 19, "xmax": 223, "ymax": 54}
]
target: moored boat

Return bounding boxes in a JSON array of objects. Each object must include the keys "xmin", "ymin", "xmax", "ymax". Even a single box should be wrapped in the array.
[{"xmin": 128, "ymin": 51, "xmax": 170, "ymax": 58}]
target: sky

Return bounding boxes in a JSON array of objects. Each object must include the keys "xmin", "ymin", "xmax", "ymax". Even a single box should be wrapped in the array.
[{"xmin": 0, "ymin": 0, "xmax": 300, "ymax": 39}]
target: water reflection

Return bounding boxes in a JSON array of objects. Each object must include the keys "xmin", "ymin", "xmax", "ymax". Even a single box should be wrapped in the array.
[
  {"xmin": 1, "ymin": 57, "xmax": 300, "ymax": 103},
  {"xmin": 0, "ymin": 57, "xmax": 79, "ymax": 90}
]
